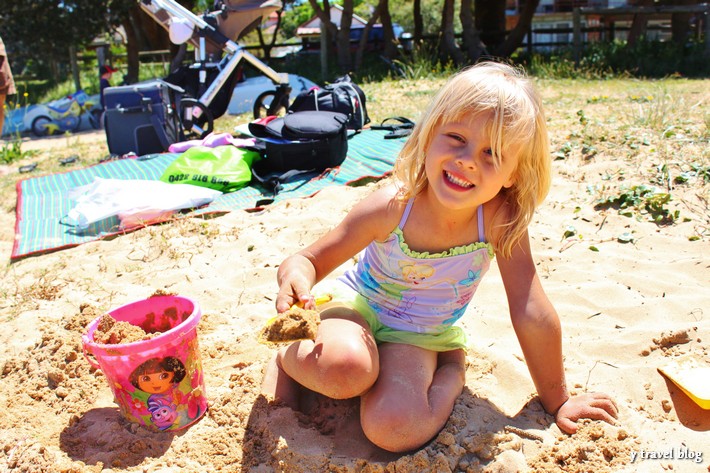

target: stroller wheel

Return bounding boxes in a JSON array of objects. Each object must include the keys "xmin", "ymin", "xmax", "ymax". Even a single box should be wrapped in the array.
[
  {"xmin": 179, "ymin": 98, "xmax": 214, "ymax": 140},
  {"xmin": 253, "ymin": 90, "xmax": 288, "ymax": 119}
]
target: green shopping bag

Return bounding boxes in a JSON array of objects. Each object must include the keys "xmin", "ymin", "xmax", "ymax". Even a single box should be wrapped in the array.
[{"xmin": 160, "ymin": 145, "xmax": 261, "ymax": 193}]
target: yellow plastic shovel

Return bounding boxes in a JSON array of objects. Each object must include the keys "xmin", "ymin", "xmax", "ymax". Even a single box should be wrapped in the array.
[{"xmin": 658, "ymin": 355, "xmax": 710, "ymax": 409}]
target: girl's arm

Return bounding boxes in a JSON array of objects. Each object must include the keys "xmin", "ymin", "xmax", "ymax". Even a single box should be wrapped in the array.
[
  {"xmin": 496, "ymin": 228, "xmax": 618, "ymax": 433},
  {"xmin": 275, "ymin": 185, "xmax": 403, "ymax": 312}
]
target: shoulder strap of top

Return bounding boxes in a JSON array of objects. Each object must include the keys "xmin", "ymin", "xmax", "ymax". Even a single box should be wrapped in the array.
[
  {"xmin": 398, "ymin": 198, "xmax": 415, "ymax": 229},
  {"xmin": 477, "ymin": 205, "xmax": 486, "ymax": 242}
]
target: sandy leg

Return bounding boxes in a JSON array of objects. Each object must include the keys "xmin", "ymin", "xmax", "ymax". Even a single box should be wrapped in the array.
[{"xmin": 261, "ymin": 351, "xmax": 301, "ymax": 409}]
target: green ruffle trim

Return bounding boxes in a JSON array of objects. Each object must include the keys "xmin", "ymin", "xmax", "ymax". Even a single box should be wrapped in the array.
[{"xmin": 393, "ymin": 227, "xmax": 495, "ymax": 259}]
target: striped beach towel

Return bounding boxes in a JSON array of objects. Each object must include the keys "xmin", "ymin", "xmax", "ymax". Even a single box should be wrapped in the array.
[{"xmin": 12, "ymin": 129, "xmax": 404, "ymax": 260}]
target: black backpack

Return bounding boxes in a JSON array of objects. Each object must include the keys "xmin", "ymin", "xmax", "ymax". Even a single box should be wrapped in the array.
[
  {"xmin": 248, "ymin": 111, "xmax": 349, "ymax": 197},
  {"xmin": 288, "ymin": 75, "xmax": 370, "ymax": 131}
]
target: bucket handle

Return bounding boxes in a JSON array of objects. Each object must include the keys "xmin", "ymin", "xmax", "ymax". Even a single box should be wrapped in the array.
[{"xmin": 81, "ymin": 336, "xmax": 101, "ymax": 370}]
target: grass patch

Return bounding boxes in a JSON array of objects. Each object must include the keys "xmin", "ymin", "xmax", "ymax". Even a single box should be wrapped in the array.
[{"xmin": 0, "ymin": 136, "xmax": 37, "ymax": 164}]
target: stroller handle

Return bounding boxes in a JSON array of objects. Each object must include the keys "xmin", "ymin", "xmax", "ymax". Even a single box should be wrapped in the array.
[
  {"xmin": 143, "ymin": 0, "xmax": 236, "ymax": 53},
  {"xmin": 145, "ymin": 0, "xmax": 210, "ymax": 30}
]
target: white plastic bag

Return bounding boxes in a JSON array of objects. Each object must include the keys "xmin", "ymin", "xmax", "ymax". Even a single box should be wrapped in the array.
[{"xmin": 64, "ymin": 178, "xmax": 221, "ymax": 230}]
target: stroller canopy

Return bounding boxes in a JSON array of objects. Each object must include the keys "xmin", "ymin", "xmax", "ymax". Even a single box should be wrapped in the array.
[
  {"xmin": 215, "ymin": 0, "xmax": 283, "ymax": 44},
  {"xmin": 142, "ymin": 0, "xmax": 282, "ymax": 55}
]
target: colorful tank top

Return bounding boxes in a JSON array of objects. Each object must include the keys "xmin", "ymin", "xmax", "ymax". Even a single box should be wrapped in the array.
[{"xmin": 338, "ymin": 198, "xmax": 495, "ymax": 334}]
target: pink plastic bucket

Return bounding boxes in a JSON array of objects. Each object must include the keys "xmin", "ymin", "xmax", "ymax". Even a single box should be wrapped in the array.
[{"xmin": 82, "ymin": 295, "xmax": 207, "ymax": 431}]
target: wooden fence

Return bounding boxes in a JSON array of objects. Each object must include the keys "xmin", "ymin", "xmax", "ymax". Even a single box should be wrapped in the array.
[{"xmin": 572, "ymin": 3, "xmax": 710, "ymax": 62}]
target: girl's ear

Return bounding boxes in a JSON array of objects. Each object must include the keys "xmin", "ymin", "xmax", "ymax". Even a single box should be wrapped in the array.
[
  {"xmin": 502, "ymin": 169, "xmax": 517, "ymax": 189},
  {"xmin": 501, "ymin": 144, "xmax": 520, "ymax": 189}
]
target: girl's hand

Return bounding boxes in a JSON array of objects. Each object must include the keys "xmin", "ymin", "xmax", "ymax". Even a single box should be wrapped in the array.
[
  {"xmin": 275, "ymin": 278, "xmax": 314, "ymax": 313},
  {"xmin": 555, "ymin": 393, "xmax": 619, "ymax": 434},
  {"xmin": 275, "ymin": 253, "xmax": 318, "ymax": 313}
]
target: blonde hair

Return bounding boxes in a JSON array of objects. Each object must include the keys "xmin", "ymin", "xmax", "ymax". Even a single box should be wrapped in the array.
[{"xmin": 393, "ymin": 61, "xmax": 551, "ymax": 258}]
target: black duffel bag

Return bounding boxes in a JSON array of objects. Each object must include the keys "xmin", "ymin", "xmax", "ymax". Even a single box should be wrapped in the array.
[{"xmin": 288, "ymin": 75, "xmax": 370, "ymax": 131}]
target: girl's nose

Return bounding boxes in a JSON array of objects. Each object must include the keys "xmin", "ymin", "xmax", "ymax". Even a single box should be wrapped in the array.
[{"xmin": 456, "ymin": 151, "xmax": 477, "ymax": 170}]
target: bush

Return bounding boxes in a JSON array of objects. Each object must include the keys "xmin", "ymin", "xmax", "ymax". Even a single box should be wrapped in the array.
[{"xmin": 518, "ymin": 39, "xmax": 710, "ymax": 79}]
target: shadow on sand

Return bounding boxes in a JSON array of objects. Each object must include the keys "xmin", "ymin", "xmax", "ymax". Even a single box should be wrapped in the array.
[
  {"xmin": 59, "ymin": 407, "xmax": 177, "ymax": 468},
  {"xmin": 240, "ymin": 386, "xmax": 554, "ymax": 470}
]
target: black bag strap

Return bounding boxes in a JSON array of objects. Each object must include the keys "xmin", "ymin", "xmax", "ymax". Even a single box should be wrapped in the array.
[
  {"xmin": 250, "ymin": 166, "xmax": 316, "ymax": 198},
  {"xmin": 150, "ymin": 113, "xmax": 171, "ymax": 150}
]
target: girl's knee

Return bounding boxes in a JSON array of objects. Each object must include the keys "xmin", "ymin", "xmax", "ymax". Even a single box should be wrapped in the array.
[{"xmin": 318, "ymin": 340, "xmax": 379, "ymax": 398}]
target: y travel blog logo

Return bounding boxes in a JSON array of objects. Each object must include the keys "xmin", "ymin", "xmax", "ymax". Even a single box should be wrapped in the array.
[{"xmin": 630, "ymin": 446, "xmax": 703, "ymax": 464}]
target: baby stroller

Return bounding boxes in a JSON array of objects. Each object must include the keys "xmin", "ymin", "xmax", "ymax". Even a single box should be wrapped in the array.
[{"xmin": 139, "ymin": 0, "xmax": 292, "ymax": 138}]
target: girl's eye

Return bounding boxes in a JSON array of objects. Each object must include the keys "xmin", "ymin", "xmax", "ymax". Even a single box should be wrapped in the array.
[
  {"xmin": 447, "ymin": 133, "xmax": 465, "ymax": 143},
  {"xmin": 160, "ymin": 373, "xmax": 170, "ymax": 380},
  {"xmin": 483, "ymin": 148, "xmax": 496, "ymax": 161},
  {"xmin": 141, "ymin": 376, "xmax": 150, "ymax": 382}
]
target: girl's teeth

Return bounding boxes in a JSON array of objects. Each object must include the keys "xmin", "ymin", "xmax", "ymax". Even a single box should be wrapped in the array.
[{"xmin": 445, "ymin": 171, "xmax": 473, "ymax": 188}]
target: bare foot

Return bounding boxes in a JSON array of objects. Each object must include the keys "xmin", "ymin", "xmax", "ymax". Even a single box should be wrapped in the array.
[
  {"xmin": 261, "ymin": 353, "xmax": 301, "ymax": 409},
  {"xmin": 261, "ymin": 352, "xmax": 335, "ymax": 418}
]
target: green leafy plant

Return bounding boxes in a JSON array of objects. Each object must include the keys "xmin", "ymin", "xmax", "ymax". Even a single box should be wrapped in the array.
[
  {"xmin": 0, "ymin": 135, "xmax": 38, "ymax": 164},
  {"xmin": 1, "ymin": 137, "xmax": 28, "ymax": 164},
  {"xmin": 674, "ymin": 163, "xmax": 710, "ymax": 184},
  {"xmin": 1, "ymin": 90, "xmax": 37, "ymax": 165},
  {"xmin": 553, "ymin": 141, "xmax": 574, "ymax": 160},
  {"xmin": 594, "ymin": 184, "xmax": 679, "ymax": 224}
]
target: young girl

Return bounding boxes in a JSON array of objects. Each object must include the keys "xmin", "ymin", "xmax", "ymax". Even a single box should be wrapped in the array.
[{"xmin": 262, "ymin": 62, "xmax": 618, "ymax": 453}]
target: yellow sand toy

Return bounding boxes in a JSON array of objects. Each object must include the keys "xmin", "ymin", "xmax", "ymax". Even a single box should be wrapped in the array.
[
  {"xmin": 286, "ymin": 294, "xmax": 332, "ymax": 309},
  {"xmin": 658, "ymin": 355, "xmax": 710, "ymax": 410}
]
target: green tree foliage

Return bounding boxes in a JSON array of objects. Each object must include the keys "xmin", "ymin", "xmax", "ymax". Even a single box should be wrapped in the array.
[
  {"xmin": 0, "ymin": 0, "xmax": 111, "ymax": 75},
  {"xmin": 279, "ymin": 1, "xmax": 318, "ymax": 39},
  {"xmin": 354, "ymin": 0, "xmax": 452, "ymax": 36}
]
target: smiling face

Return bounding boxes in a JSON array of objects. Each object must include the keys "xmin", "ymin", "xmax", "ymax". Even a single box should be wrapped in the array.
[
  {"xmin": 424, "ymin": 112, "xmax": 518, "ymax": 211},
  {"xmin": 137, "ymin": 370, "xmax": 175, "ymax": 394}
]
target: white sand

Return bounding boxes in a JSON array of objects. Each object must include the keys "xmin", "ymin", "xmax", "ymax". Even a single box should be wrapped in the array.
[{"xmin": 1, "ymin": 109, "xmax": 708, "ymax": 472}]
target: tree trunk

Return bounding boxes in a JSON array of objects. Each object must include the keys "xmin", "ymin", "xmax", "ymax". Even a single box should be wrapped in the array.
[
  {"xmin": 321, "ymin": 20, "xmax": 329, "ymax": 79},
  {"xmin": 439, "ymin": 0, "xmax": 464, "ymax": 65},
  {"xmin": 355, "ymin": 2, "xmax": 382, "ymax": 71},
  {"xmin": 413, "ymin": 0, "xmax": 423, "ymax": 43},
  {"xmin": 628, "ymin": 0, "xmax": 654, "ymax": 46},
  {"xmin": 474, "ymin": 0, "xmax": 506, "ymax": 52},
  {"xmin": 50, "ymin": 60, "xmax": 59, "ymax": 84},
  {"xmin": 123, "ymin": 7, "xmax": 143, "ymax": 84},
  {"xmin": 69, "ymin": 45, "xmax": 82, "ymax": 92},
  {"xmin": 379, "ymin": 0, "xmax": 398, "ymax": 59},
  {"xmin": 670, "ymin": 0, "xmax": 695, "ymax": 44},
  {"xmin": 133, "ymin": 3, "xmax": 172, "ymax": 51},
  {"xmin": 459, "ymin": 0, "xmax": 485, "ymax": 62},
  {"xmin": 308, "ymin": 0, "xmax": 343, "ymax": 75},
  {"xmin": 495, "ymin": 0, "xmax": 540, "ymax": 57},
  {"xmin": 335, "ymin": 0, "xmax": 354, "ymax": 72}
]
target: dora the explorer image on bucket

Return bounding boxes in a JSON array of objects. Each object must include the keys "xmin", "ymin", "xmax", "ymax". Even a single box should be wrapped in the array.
[{"xmin": 129, "ymin": 356, "xmax": 202, "ymax": 430}]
